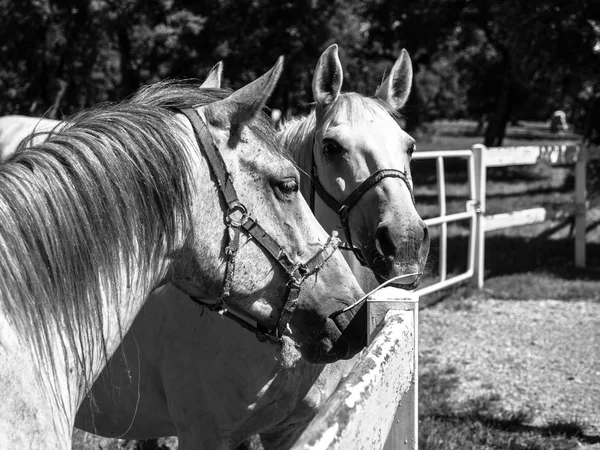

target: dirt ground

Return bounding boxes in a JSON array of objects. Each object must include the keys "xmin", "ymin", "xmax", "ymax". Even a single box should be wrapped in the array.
[{"xmin": 420, "ymin": 297, "xmax": 600, "ymax": 440}]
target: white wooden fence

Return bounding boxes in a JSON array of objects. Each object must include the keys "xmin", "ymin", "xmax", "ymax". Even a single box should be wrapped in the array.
[{"xmin": 414, "ymin": 142, "xmax": 597, "ymax": 294}]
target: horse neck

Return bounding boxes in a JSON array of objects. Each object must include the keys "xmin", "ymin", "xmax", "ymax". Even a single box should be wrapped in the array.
[{"xmin": 0, "ymin": 160, "xmax": 177, "ymax": 430}]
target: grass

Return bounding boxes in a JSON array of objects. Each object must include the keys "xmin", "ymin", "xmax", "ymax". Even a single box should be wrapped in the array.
[
  {"xmin": 415, "ymin": 121, "xmax": 600, "ymax": 450},
  {"xmin": 419, "ymin": 356, "xmax": 600, "ymax": 450}
]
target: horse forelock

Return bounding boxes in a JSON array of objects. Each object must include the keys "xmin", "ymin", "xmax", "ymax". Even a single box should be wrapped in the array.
[
  {"xmin": 0, "ymin": 82, "xmax": 216, "ymax": 390},
  {"xmin": 281, "ymin": 113, "xmax": 316, "ymax": 167},
  {"xmin": 326, "ymin": 93, "xmax": 404, "ymax": 128},
  {"xmin": 282, "ymin": 92, "xmax": 405, "ymax": 176}
]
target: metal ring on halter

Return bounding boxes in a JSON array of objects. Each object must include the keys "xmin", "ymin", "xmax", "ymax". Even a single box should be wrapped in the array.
[
  {"xmin": 294, "ymin": 263, "xmax": 310, "ymax": 279},
  {"xmin": 226, "ymin": 204, "xmax": 248, "ymax": 227}
]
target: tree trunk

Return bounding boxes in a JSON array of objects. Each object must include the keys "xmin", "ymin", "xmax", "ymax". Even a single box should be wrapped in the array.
[
  {"xmin": 118, "ymin": 25, "xmax": 134, "ymax": 98},
  {"xmin": 484, "ymin": 78, "xmax": 514, "ymax": 147}
]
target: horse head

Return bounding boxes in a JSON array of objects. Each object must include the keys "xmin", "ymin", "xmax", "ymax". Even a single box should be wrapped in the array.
[
  {"xmin": 308, "ymin": 44, "xmax": 429, "ymax": 289},
  {"xmin": 171, "ymin": 58, "xmax": 366, "ymax": 363}
]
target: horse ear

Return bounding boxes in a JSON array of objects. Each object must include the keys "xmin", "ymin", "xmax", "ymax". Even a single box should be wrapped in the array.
[
  {"xmin": 375, "ymin": 49, "xmax": 413, "ymax": 110},
  {"xmin": 201, "ymin": 56, "xmax": 284, "ymax": 127},
  {"xmin": 200, "ymin": 61, "xmax": 223, "ymax": 89},
  {"xmin": 312, "ymin": 44, "xmax": 343, "ymax": 110}
]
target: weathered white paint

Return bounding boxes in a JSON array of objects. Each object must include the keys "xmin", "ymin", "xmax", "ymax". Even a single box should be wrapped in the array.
[
  {"xmin": 367, "ymin": 289, "xmax": 419, "ymax": 450},
  {"xmin": 291, "ymin": 288, "xmax": 418, "ymax": 450}
]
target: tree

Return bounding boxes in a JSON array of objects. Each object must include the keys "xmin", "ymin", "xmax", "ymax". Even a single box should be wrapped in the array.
[
  {"xmin": 458, "ymin": 0, "xmax": 600, "ymax": 146},
  {"xmin": 361, "ymin": 0, "xmax": 470, "ymax": 128}
]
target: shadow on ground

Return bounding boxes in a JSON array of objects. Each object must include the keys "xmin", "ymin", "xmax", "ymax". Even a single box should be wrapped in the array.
[
  {"xmin": 419, "ymin": 359, "xmax": 600, "ymax": 450},
  {"xmin": 420, "ymin": 232, "xmax": 600, "ymax": 307}
]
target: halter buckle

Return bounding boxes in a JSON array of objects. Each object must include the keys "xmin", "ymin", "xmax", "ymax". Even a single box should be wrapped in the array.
[
  {"xmin": 226, "ymin": 203, "xmax": 248, "ymax": 227},
  {"xmin": 287, "ymin": 277, "xmax": 303, "ymax": 290}
]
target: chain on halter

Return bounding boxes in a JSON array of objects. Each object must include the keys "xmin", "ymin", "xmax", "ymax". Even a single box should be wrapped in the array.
[
  {"xmin": 309, "ymin": 136, "xmax": 415, "ymax": 266},
  {"xmin": 179, "ymin": 108, "xmax": 340, "ymax": 344}
]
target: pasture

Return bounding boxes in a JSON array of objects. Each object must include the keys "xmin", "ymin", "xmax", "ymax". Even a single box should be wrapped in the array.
[
  {"xmin": 417, "ymin": 119, "xmax": 600, "ymax": 450},
  {"xmin": 72, "ymin": 120, "xmax": 600, "ymax": 449}
]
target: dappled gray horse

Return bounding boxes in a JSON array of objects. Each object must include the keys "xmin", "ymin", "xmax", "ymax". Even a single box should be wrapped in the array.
[{"xmin": 0, "ymin": 58, "xmax": 367, "ymax": 449}]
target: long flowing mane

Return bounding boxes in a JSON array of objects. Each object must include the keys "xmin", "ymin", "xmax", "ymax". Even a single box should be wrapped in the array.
[{"xmin": 0, "ymin": 81, "xmax": 268, "ymax": 388}]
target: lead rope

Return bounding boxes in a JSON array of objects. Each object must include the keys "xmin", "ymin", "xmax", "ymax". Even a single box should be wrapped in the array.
[{"xmin": 337, "ymin": 272, "xmax": 422, "ymax": 314}]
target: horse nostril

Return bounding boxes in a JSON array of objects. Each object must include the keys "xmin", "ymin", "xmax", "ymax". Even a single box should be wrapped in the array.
[
  {"xmin": 375, "ymin": 224, "xmax": 394, "ymax": 256},
  {"xmin": 422, "ymin": 225, "xmax": 430, "ymax": 247},
  {"xmin": 421, "ymin": 225, "xmax": 430, "ymax": 253}
]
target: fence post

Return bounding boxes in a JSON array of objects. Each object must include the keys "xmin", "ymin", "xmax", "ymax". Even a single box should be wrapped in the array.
[
  {"xmin": 574, "ymin": 144, "xmax": 588, "ymax": 268},
  {"xmin": 367, "ymin": 290, "xmax": 419, "ymax": 450},
  {"xmin": 290, "ymin": 288, "xmax": 418, "ymax": 450},
  {"xmin": 471, "ymin": 144, "xmax": 486, "ymax": 289}
]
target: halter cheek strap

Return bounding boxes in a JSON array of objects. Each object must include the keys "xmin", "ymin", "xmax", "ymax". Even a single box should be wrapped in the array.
[
  {"xmin": 310, "ymin": 153, "xmax": 414, "ymax": 266},
  {"xmin": 311, "ymin": 167, "xmax": 414, "ymax": 265},
  {"xmin": 179, "ymin": 107, "xmax": 340, "ymax": 344}
]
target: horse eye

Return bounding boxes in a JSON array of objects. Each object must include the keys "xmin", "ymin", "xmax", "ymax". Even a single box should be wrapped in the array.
[
  {"xmin": 275, "ymin": 178, "xmax": 298, "ymax": 200},
  {"xmin": 280, "ymin": 179, "xmax": 298, "ymax": 193},
  {"xmin": 408, "ymin": 142, "xmax": 416, "ymax": 157},
  {"xmin": 322, "ymin": 139, "xmax": 343, "ymax": 155}
]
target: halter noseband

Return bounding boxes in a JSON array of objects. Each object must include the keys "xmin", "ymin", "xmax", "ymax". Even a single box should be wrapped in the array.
[
  {"xmin": 180, "ymin": 108, "xmax": 339, "ymax": 344},
  {"xmin": 309, "ymin": 138, "xmax": 415, "ymax": 267}
]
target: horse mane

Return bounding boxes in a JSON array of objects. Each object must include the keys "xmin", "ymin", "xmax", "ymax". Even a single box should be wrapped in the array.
[{"xmin": 0, "ymin": 81, "xmax": 269, "ymax": 392}]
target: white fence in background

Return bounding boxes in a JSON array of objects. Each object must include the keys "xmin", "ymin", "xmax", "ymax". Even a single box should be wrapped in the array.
[
  {"xmin": 291, "ymin": 288, "xmax": 419, "ymax": 450},
  {"xmin": 414, "ymin": 142, "xmax": 595, "ymax": 294},
  {"xmin": 291, "ymin": 143, "xmax": 597, "ymax": 450}
]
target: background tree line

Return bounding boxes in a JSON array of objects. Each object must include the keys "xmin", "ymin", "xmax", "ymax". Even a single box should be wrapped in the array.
[{"xmin": 1, "ymin": 0, "xmax": 599, "ymax": 146}]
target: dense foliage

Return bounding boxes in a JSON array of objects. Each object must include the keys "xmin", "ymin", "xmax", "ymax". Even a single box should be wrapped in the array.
[{"xmin": 1, "ymin": 0, "xmax": 599, "ymax": 145}]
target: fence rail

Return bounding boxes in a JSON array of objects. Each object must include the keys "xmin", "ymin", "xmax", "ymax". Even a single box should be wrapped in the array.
[
  {"xmin": 415, "ymin": 142, "xmax": 596, "ymax": 295},
  {"xmin": 412, "ymin": 149, "xmax": 477, "ymax": 296}
]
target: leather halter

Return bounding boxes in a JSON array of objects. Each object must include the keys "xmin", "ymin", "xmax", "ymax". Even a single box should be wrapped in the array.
[
  {"xmin": 180, "ymin": 108, "xmax": 340, "ymax": 344},
  {"xmin": 309, "ymin": 138, "xmax": 415, "ymax": 266}
]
